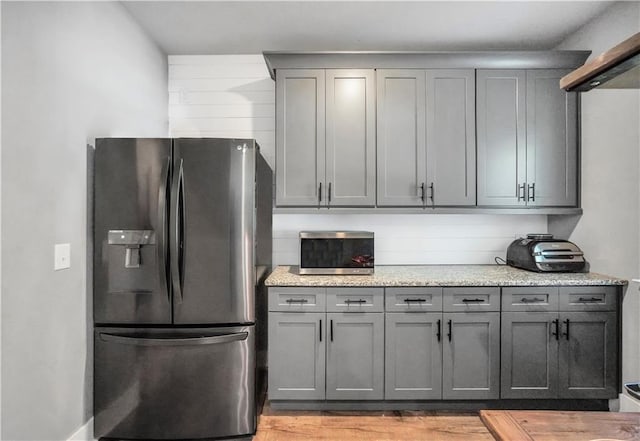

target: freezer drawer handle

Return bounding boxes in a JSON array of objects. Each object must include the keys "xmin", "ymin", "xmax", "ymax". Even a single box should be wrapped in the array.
[{"xmin": 99, "ymin": 332, "xmax": 248, "ymax": 347}]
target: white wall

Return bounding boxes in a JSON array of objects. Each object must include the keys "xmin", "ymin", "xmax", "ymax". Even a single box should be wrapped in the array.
[
  {"xmin": 168, "ymin": 54, "xmax": 548, "ymax": 266},
  {"xmin": 1, "ymin": 2, "xmax": 168, "ymax": 439},
  {"xmin": 556, "ymin": 1, "xmax": 640, "ymax": 411}
]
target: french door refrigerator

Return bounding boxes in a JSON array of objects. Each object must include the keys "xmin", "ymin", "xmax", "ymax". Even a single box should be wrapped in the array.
[{"xmin": 93, "ymin": 138, "xmax": 272, "ymax": 440}]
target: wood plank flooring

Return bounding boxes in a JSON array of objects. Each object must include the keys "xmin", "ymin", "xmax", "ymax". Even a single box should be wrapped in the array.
[{"xmin": 255, "ymin": 405, "xmax": 494, "ymax": 441}]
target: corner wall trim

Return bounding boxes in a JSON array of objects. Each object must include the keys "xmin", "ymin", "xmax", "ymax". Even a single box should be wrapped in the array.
[{"xmin": 67, "ymin": 418, "xmax": 94, "ymax": 441}]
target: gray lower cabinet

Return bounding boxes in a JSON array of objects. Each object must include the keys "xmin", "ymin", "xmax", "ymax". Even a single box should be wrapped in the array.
[
  {"xmin": 385, "ymin": 312, "xmax": 443, "ymax": 400},
  {"xmin": 326, "ymin": 312, "xmax": 385, "ymax": 400},
  {"xmin": 477, "ymin": 69, "xmax": 578, "ymax": 207},
  {"xmin": 275, "ymin": 68, "xmax": 375, "ymax": 207},
  {"xmin": 268, "ymin": 312, "xmax": 325, "ymax": 400},
  {"xmin": 442, "ymin": 312, "xmax": 501, "ymax": 400},
  {"xmin": 501, "ymin": 287, "xmax": 618, "ymax": 399}
]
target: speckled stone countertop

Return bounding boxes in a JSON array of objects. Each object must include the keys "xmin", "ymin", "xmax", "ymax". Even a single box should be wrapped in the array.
[{"xmin": 265, "ymin": 265, "xmax": 628, "ymax": 287}]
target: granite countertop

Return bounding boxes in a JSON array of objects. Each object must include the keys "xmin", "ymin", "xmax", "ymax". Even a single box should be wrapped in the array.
[{"xmin": 265, "ymin": 265, "xmax": 628, "ymax": 287}]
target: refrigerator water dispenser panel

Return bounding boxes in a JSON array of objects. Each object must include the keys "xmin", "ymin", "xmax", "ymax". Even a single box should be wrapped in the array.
[{"xmin": 108, "ymin": 230, "xmax": 156, "ymax": 268}]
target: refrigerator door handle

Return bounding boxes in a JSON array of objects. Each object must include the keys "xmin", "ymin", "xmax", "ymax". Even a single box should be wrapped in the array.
[
  {"xmin": 170, "ymin": 158, "xmax": 185, "ymax": 303},
  {"xmin": 157, "ymin": 156, "xmax": 171, "ymax": 303},
  {"xmin": 98, "ymin": 331, "xmax": 248, "ymax": 347}
]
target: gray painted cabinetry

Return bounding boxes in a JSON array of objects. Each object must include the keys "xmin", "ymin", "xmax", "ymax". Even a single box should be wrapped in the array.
[
  {"xmin": 268, "ymin": 284, "xmax": 618, "ymax": 404},
  {"xmin": 501, "ymin": 286, "xmax": 617, "ymax": 399},
  {"xmin": 377, "ymin": 69, "xmax": 476, "ymax": 207},
  {"xmin": 276, "ymin": 69, "xmax": 376, "ymax": 207},
  {"xmin": 477, "ymin": 69, "xmax": 578, "ymax": 207}
]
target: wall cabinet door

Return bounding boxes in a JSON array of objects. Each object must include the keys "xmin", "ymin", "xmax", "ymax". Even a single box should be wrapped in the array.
[
  {"xmin": 325, "ymin": 70, "xmax": 376, "ymax": 207},
  {"xmin": 442, "ymin": 312, "xmax": 500, "ymax": 400},
  {"xmin": 477, "ymin": 69, "xmax": 578, "ymax": 207},
  {"xmin": 385, "ymin": 312, "xmax": 443, "ymax": 400},
  {"xmin": 559, "ymin": 311, "xmax": 617, "ymax": 399},
  {"xmin": 425, "ymin": 69, "xmax": 476, "ymax": 206},
  {"xmin": 268, "ymin": 312, "xmax": 325, "ymax": 400},
  {"xmin": 477, "ymin": 70, "xmax": 526, "ymax": 206},
  {"xmin": 276, "ymin": 69, "xmax": 375, "ymax": 207},
  {"xmin": 326, "ymin": 313, "xmax": 384, "ymax": 400},
  {"xmin": 275, "ymin": 69, "xmax": 325, "ymax": 206},
  {"xmin": 526, "ymin": 69, "xmax": 578, "ymax": 207},
  {"xmin": 376, "ymin": 69, "xmax": 426, "ymax": 207},
  {"xmin": 377, "ymin": 69, "xmax": 476, "ymax": 207},
  {"xmin": 501, "ymin": 312, "xmax": 559, "ymax": 399}
]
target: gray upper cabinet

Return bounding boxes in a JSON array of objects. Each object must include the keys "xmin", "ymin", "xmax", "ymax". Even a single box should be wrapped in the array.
[
  {"xmin": 326, "ymin": 312, "xmax": 384, "ymax": 400},
  {"xmin": 477, "ymin": 70, "xmax": 526, "ymax": 206},
  {"xmin": 276, "ymin": 69, "xmax": 325, "ymax": 206},
  {"xmin": 477, "ymin": 69, "xmax": 578, "ymax": 207},
  {"xmin": 376, "ymin": 70, "xmax": 426, "ymax": 207},
  {"xmin": 276, "ymin": 69, "xmax": 375, "ymax": 207},
  {"xmin": 377, "ymin": 69, "xmax": 476, "ymax": 207},
  {"xmin": 425, "ymin": 70, "xmax": 476, "ymax": 206},
  {"xmin": 526, "ymin": 70, "xmax": 577, "ymax": 207}
]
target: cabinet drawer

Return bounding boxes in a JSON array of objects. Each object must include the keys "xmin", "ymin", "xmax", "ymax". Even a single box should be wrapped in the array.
[
  {"xmin": 443, "ymin": 287, "xmax": 500, "ymax": 312},
  {"xmin": 268, "ymin": 287, "xmax": 326, "ymax": 312},
  {"xmin": 385, "ymin": 287, "xmax": 443, "ymax": 312},
  {"xmin": 559, "ymin": 286, "xmax": 617, "ymax": 311},
  {"xmin": 327, "ymin": 288, "xmax": 384, "ymax": 312},
  {"xmin": 502, "ymin": 287, "xmax": 559, "ymax": 311}
]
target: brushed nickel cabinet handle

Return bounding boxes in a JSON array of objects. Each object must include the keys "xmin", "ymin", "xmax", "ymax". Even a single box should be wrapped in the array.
[{"xmin": 528, "ymin": 183, "xmax": 536, "ymax": 202}]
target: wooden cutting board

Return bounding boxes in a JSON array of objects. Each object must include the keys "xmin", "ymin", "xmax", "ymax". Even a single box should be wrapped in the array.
[{"xmin": 480, "ymin": 410, "xmax": 640, "ymax": 441}]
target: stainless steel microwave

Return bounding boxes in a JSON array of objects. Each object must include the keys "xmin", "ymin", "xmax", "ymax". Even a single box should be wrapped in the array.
[{"xmin": 299, "ymin": 231, "xmax": 374, "ymax": 275}]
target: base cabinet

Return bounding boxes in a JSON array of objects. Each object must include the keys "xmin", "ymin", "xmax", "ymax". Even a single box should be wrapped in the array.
[
  {"xmin": 268, "ymin": 312, "xmax": 325, "ymax": 400},
  {"xmin": 326, "ymin": 313, "xmax": 385, "ymax": 400},
  {"xmin": 385, "ymin": 312, "xmax": 443, "ymax": 400},
  {"xmin": 501, "ymin": 287, "xmax": 618, "ymax": 400}
]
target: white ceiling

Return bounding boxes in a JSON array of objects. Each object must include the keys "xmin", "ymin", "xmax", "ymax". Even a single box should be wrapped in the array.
[{"xmin": 121, "ymin": 1, "xmax": 616, "ymax": 55}]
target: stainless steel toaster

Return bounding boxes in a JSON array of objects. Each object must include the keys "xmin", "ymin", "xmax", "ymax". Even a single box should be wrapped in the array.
[{"xmin": 506, "ymin": 234, "xmax": 587, "ymax": 273}]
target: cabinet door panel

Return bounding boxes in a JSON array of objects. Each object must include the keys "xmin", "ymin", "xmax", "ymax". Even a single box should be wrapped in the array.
[
  {"xmin": 268, "ymin": 312, "xmax": 325, "ymax": 400},
  {"xmin": 426, "ymin": 69, "xmax": 476, "ymax": 206},
  {"xmin": 559, "ymin": 312, "xmax": 617, "ymax": 399},
  {"xmin": 477, "ymin": 70, "xmax": 526, "ymax": 206},
  {"xmin": 385, "ymin": 313, "xmax": 443, "ymax": 400},
  {"xmin": 526, "ymin": 69, "xmax": 577, "ymax": 207},
  {"xmin": 443, "ymin": 312, "xmax": 500, "ymax": 399},
  {"xmin": 501, "ymin": 312, "xmax": 559, "ymax": 399},
  {"xmin": 325, "ymin": 70, "xmax": 376, "ymax": 206},
  {"xmin": 275, "ymin": 69, "xmax": 325, "ymax": 206},
  {"xmin": 376, "ymin": 70, "xmax": 426, "ymax": 206},
  {"xmin": 326, "ymin": 313, "xmax": 384, "ymax": 400}
]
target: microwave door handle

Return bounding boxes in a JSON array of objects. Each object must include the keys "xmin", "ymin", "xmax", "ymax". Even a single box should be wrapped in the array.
[{"xmin": 157, "ymin": 157, "xmax": 170, "ymax": 303}]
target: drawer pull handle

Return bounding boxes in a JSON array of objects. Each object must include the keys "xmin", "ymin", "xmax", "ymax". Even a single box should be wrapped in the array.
[
  {"xmin": 286, "ymin": 298, "xmax": 309, "ymax": 304},
  {"xmin": 462, "ymin": 298, "xmax": 485, "ymax": 303},
  {"xmin": 344, "ymin": 299, "xmax": 367, "ymax": 304},
  {"xmin": 521, "ymin": 297, "xmax": 545, "ymax": 303},
  {"xmin": 578, "ymin": 297, "xmax": 603, "ymax": 303},
  {"xmin": 404, "ymin": 298, "xmax": 427, "ymax": 303}
]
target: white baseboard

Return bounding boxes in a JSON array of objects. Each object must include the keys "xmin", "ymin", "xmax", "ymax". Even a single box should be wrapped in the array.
[
  {"xmin": 619, "ymin": 393, "xmax": 640, "ymax": 412},
  {"xmin": 68, "ymin": 418, "xmax": 95, "ymax": 441}
]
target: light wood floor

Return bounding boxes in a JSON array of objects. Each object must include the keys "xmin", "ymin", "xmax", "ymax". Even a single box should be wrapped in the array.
[{"xmin": 254, "ymin": 405, "xmax": 495, "ymax": 441}]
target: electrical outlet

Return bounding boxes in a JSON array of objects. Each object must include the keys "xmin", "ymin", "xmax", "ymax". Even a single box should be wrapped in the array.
[{"xmin": 54, "ymin": 243, "xmax": 71, "ymax": 270}]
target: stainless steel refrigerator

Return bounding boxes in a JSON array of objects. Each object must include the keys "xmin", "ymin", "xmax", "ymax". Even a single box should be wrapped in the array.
[{"xmin": 93, "ymin": 138, "xmax": 272, "ymax": 440}]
